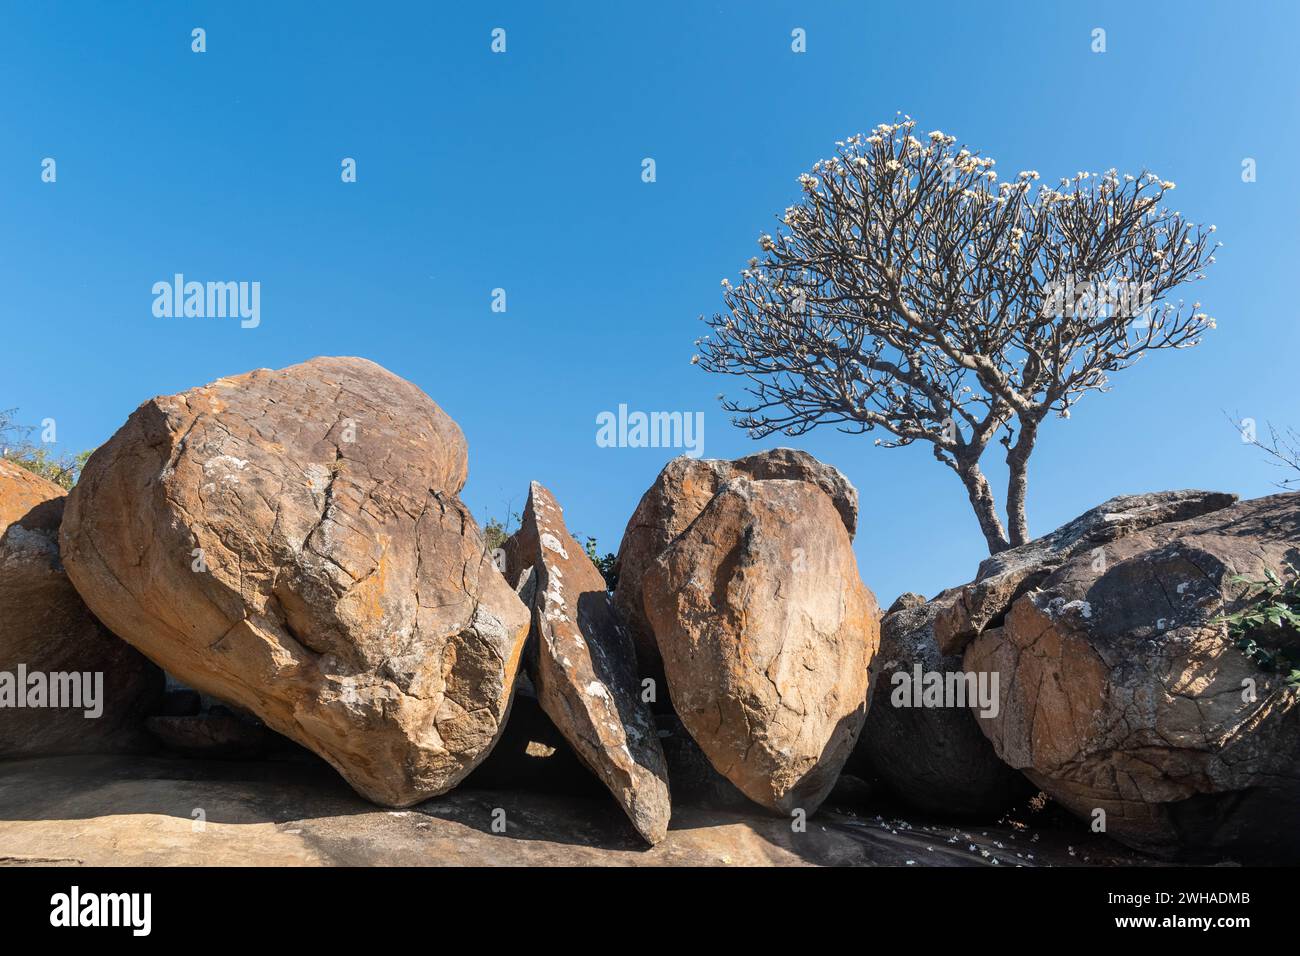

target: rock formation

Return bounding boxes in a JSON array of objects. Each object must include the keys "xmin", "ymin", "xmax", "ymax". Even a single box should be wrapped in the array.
[
  {"xmin": 644, "ymin": 476, "xmax": 878, "ymax": 814},
  {"xmin": 613, "ymin": 448, "xmax": 858, "ymax": 694},
  {"xmin": 967, "ymin": 492, "xmax": 1300, "ymax": 860},
  {"xmin": 59, "ymin": 357, "xmax": 529, "ymax": 806},
  {"xmin": 503, "ymin": 481, "xmax": 670, "ymax": 844},
  {"xmin": 854, "ymin": 591, "xmax": 1031, "ymax": 817},
  {"xmin": 935, "ymin": 490, "xmax": 1236, "ymax": 656},
  {"xmin": 0, "ymin": 459, "xmax": 162, "ymax": 756}
]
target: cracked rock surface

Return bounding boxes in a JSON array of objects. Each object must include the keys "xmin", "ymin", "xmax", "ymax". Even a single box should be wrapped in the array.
[
  {"xmin": 935, "ymin": 490, "xmax": 1237, "ymax": 657},
  {"xmin": 966, "ymin": 492, "xmax": 1300, "ymax": 860},
  {"xmin": 503, "ymin": 481, "xmax": 670, "ymax": 844},
  {"xmin": 59, "ymin": 357, "xmax": 529, "ymax": 806},
  {"xmin": 0, "ymin": 460, "xmax": 162, "ymax": 756},
  {"xmin": 613, "ymin": 448, "xmax": 858, "ymax": 693},
  {"xmin": 643, "ymin": 476, "xmax": 878, "ymax": 815}
]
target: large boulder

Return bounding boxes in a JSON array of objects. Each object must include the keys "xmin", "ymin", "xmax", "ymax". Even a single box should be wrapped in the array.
[
  {"xmin": 853, "ymin": 591, "xmax": 1031, "ymax": 817},
  {"xmin": 59, "ymin": 357, "xmax": 530, "ymax": 806},
  {"xmin": 613, "ymin": 448, "xmax": 857, "ymax": 695},
  {"xmin": 935, "ymin": 490, "xmax": 1236, "ymax": 656},
  {"xmin": 967, "ymin": 492, "xmax": 1300, "ymax": 860},
  {"xmin": 0, "ymin": 460, "xmax": 162, "ymax": 756},
  {"xmin": 644, "ymin": 477, "xmax": 878, "ymax": 814},
  {"xmin": 503, "ymin": 482, "xmax": 670, "ymax": 844}
]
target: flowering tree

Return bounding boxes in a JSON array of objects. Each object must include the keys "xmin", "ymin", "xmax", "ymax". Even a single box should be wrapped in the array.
[{"xmin": 696, "ymin": 118, "xmax": 1219, "ymax": 554}]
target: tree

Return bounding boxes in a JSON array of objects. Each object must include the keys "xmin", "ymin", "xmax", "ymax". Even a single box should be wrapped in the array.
[
  {"xmin": 0, "ymin": 407, "xmax": 32, "ymax": 450},
  {"xmin": 0, "ymin": 408, "xmax": 93, "ymax": 490},
  {"xmin": 1232, "ymin": 415, "xmax": 1300, "ymax": 490},
  {"xmin": 696, "ymin": 117, "xmax": 1218, "ymax": 554}
]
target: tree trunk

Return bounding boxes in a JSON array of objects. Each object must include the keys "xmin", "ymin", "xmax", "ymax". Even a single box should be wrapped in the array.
[
  {"xmin": 1005, "ymin": 419, "xmax": 1038, "ymax": 547},
  {"xmin": 956, "ymin": 462, "xmax": 1010, "ymax": 554}
]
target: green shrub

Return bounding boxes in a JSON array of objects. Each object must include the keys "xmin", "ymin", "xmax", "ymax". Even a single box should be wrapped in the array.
[
  {"xmin": 584, "ymin": 537, "xmax": 618, "ymax": 592},
  {"xmin": 482, "ymin": 517, "xmax": 512, "ymax": 553},
  {"xmin": 0, "ymin": 408, "xmax": 93, "ymax": 490},
  {"xmin": 1214, "ymin": 567, "xmax": 1300, "ymax": 686}
]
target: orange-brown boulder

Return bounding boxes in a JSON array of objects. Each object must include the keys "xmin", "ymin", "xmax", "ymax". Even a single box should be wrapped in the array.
[
  {"xmin": 59, "ymin": 357, "xmax": 529, "ymax": 806},
  {"xmin": 643, "ymin": 477, "xmax": 877, "ymax": 814},
  {"xmin": 613, "ymin": 448, "xmax": 857, "ymax": 693}
]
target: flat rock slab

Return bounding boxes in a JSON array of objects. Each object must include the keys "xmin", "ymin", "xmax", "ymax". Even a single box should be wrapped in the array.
[
  {"xmin": 502, "ymin": 482, "xmax": 669, "ymax": 844},
  {"xmin": 0, "ymin": 756, "xmax": 1153, "ymax": 867}
]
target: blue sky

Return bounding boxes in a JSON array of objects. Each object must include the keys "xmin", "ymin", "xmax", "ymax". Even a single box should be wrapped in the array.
[{"xmin": 2, "ymin": 1, "xmax": 1297, "ymax": 605}]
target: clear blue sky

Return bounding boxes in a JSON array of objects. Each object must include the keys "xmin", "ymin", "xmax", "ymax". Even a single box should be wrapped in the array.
[{"xmin": 3, "ymin": 1, "xmax": 1297, "ymax": 606}]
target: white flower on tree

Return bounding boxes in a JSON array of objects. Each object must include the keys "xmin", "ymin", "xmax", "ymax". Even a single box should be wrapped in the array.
[{"xmin": 696, "ymin": 117, "xmax": 1218, "ymax": 554}]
